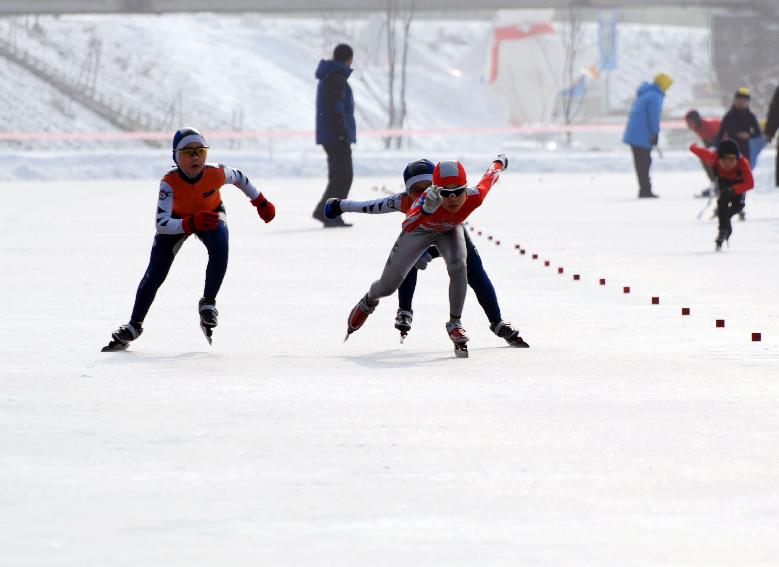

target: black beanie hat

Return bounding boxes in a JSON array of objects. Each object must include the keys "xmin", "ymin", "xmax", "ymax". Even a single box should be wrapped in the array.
[
  {"xmin": 333, "ymin": 44, "xmax": 353, "ymax": 63},
  {"xmin": 717, "ymin": 139, "xmax": 740, "ymax": 158}
]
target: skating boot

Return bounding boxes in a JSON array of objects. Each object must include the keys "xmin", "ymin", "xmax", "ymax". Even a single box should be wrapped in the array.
[
  {"xmin": 490, "ymin": 320, "xmax": 530, "ymax": 348},
  {"xmin": 198, "ymin": 297, "xmax": 218, "ymax": 345},
  {"xmin": 715, "ymin": 228, "xmax": 732, "ymax": 252},
  {"xmin": 394, "ymin": 309, "xmax": 413, "ymax": 343},
  {"xmin": 101, "ymin": 320, "xmax": 143, "ymax": 352},
  {"xmin": 446, "ymin": 320, "xmax": 469, "ymax": 358},
  {"xmin": 345, "ymin": 294, "xmax": 378, "ymax": 341}
]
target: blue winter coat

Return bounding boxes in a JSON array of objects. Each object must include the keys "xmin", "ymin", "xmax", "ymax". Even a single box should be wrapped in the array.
[
  {"xmin": 315, "ymin": 59, "xmax": 356, "ymax": 146},
  {"xmin": 623, "ymin": 82, "xmax": 665, "ymax": 149}
]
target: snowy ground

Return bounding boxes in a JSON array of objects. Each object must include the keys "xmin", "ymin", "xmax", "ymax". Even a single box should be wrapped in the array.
[{"xmin": 1, "ymin": 161, "xmax": 778, "ymax": 565}]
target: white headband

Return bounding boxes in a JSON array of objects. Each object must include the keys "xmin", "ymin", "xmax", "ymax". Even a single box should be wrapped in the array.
[
  {"xmin": 405, "ymin": 173, "xmax": 433, "ymax": 190},
  {"xmin": 175, "ymin": 133, "xmax": 207, "ymax": 150}
]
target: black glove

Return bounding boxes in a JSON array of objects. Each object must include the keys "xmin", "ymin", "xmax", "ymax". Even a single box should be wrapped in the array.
[
  {"xmin": 650, "ymin": 134, "xmax": 658, "ymax": 146},
  {"xmin": 324, "ymin": 198, "xmax": 342, "ymax": 219}
]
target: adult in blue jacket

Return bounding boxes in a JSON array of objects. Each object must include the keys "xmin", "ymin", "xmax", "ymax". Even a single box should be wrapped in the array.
[
  {"xmin": 623, "ymin": 73, "xmax": 673, "ymax": 198},
  {"xmin": 312, "ymin": 43, "xmax": 357, "ymax": 228}
]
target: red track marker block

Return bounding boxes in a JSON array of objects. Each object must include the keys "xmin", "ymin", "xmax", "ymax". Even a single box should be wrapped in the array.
[
  {"xmin": 514, "ymin": 244, "xmax": 520, "ymax": 250},
  {"xmin": 532, "ymin": 254, "xmax": 538, "ymax": 260},
  {"xmin": 752, "ymin": 332, "xmax": 762, "ymax": 342},
  {"xmin": 469, "ymin": 226, "xmax": 474, "ymax": 232},
  {"xmin": 599, "ymin": 278, "xmax": 606, "ymax": 285},
  {"xmin": 681, "ymin": 307, "xmax": 690, "ymax": 316},
  {"xmin": 716, "ymin": 319, "xmax": 725, "ymax": 328},
  {"xmin": 573, "ymin": 274, "xmax": 580, "ymax": 280},
  {"xmin": 558, "ymin": 267, "xmax": 564, "ymax": 274},
  {"xmin": 495, "ymin": 240, "xmax": 500, "ymax": 246},
  {"xmin": 544, "ymin": 260, "xmax": 550, "ymax": 267},
  {"xmin": 623, "ymin": 286, "xmax": 631, "ymax": 294},
  {"xmin": 651, "ymin": 296, "xmax": 660, "ymax": 305},
  {"xmin": 477, "ymin": 231, "xmax": 482, "ymax": 236},
  {"xmin": 520, "ymin": 249, "xmax": 526, "ymax": 255},
  {"xmin": 487, "ymin": 235, "xmax": 493, "ymax": 240}
]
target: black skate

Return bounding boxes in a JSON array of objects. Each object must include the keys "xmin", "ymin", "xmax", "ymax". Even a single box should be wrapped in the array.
[
  {"xmin": 101, "ymin": 321, "xmax": 143, "ymax": 352},
  {"xmin": 198, "ymin": 298, "xmax": 218, "ymax": 345},
  {"xmin": 715, "ymin": 228, "xmax": 732, "ymax": 252},
  {"xmin": 446, "ymin": 320, "xmax": 469, "ymax": 358},
  {"xmin": 490, "ymin": 320, "xmax": 530, "ymax": 348},
  {"xmin": 395, "ymin": 309, "xmax": 413, "ymax": 343}
]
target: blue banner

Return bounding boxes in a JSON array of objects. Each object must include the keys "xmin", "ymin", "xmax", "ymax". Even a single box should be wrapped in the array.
[{"xmin": 598, "ymin": 10, "xmax": 618, "ymax": 72}]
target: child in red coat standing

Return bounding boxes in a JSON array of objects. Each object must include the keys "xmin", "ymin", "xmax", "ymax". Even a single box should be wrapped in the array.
[{"xmin": 689, "ymin": 140, "xmax": 754, "ymax": 251}]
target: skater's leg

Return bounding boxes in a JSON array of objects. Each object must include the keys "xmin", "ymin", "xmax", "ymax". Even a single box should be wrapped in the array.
[
  {"xmin": 397, "ymin": 267, "xmax": 418, "ymax": 312},
  {"xmin": 435, "ymin": 227, "xmax": 468, "ymax": 320},
  {"xmin": 131, "ymin": 233, "xmax": 187, "ymax": 322},
  {"xmin": 368, "ymin": 231, "xmax": 435, "ymax": 301},
  {"xmin": 463, "ymin": 230, "xmax": 502, "ymax": 324},
  {"xmin": 199, "ymin": 222, "xmax": 229, "ymax": 300}
]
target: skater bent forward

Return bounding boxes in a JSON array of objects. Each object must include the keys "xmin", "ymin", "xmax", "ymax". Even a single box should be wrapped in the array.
[{"xmin": 101, "ymin": 127, "xmax": 276, "ymax": 351}]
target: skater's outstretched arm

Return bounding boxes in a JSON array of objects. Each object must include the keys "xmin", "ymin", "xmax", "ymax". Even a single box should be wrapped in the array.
[
  {"xmin": 324, "ymin": 193, "xmax": 408, "ymax": 219},
  {"xmin": 222, "ymin": 165, "xmax": 275, "ymax": 222}
]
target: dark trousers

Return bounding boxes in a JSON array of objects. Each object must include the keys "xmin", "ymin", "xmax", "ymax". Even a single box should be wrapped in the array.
[
  {"xmin": 775, "ymin": 147, "xmax": 779, "ymax": 187},
  {"xmin": 131, "ymin": 223, "xmax": 229, "ymax": 322},
  {"xmin": 397, "ymin": 230, "xmax": 503, "ymax": 324},
  {"xmin": 314, "ymin": 143, "xmax": 353, "ymax": 218},
  {"xmin": 716, "ymin": 189, "xmax": 746, "ymax": 239},
  {"xmin": 630, "ymin": 145, "xmax": 653, "ymax": 197}
]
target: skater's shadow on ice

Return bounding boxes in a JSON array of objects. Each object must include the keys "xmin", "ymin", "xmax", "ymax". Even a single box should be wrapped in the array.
[
  {"xmin": 338, "ymin": 349, "xmax": 449, "ymax": 368},
  {"xmin": 101, "ymin": 351, "xmax": 220, "ymax": 364}
]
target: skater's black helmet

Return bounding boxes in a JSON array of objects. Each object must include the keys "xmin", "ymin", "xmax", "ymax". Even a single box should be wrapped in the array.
[
  {"xmin": 403, "ymin": 159, "xmax": 435, "ymax": 192},
  {"xmin": 717, "ymin": 139, "xmax": 740, "ymax": 159}
]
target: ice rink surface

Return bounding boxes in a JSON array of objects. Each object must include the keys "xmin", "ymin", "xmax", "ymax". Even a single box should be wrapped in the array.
[{"xmin": 1, "ymin": 165, "xmax": 778, "ymax": 565}]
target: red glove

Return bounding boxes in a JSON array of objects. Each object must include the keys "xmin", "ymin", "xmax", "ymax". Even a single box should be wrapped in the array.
[
  {"xmin": 251, "ymin": 194, "xmax": 275, "ymax": 223},
  {"xmin": 182, "ymin": 211, "xmax": 220, "ymax": 234}
]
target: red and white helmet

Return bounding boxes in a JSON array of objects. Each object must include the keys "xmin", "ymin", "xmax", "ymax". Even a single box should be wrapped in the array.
[{"xmin": 433, "ymin": 160, "xmax": 467, "ymax": 188}]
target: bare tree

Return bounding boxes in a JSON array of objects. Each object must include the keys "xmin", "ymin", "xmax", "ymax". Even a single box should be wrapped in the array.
[
  {"xmin": 560, "ymin": 4, "xmax": 587, "ymax": 146},
  {"xmin": 383, "ymin": 0, "xmax": 415, "ymax": 149}
]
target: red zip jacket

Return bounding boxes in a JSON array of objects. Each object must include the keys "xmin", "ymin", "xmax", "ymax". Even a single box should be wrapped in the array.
[
  {"xmin": 689, "ymin": 144, "xmax": 754, "ymax": 194},
  {"xmin": 402, "ymin": 161, "xmax": 503, "ymax": 232},
  {"xmin": 690, "ymin": 118, "xmax": 721, "ymax": 147}
]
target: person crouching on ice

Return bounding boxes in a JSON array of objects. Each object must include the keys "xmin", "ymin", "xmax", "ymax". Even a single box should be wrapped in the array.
[
  {"xmin": 689, "ymin": 140, "xmax": 754, "ymax": 251},
  {"xmin": 325, "ymin": 158, "xmax": 528, "ymax": 347},
  {"xmin": 101, "ymin": 127, "xmax": 276, "ymax": 351},
  {"xmin": 344, "ymin": 156, "xmax": 507, "ymax": 357}
]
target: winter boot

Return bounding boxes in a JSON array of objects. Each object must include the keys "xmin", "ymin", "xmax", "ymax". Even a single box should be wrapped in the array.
[
  {"xmin": 345, "ymin": 294, "xmax": 379, "ymax": 340},
  {"xmin": 198, "ymin": 297, "xmax": 218, "ymax": 344},
  {"xmin": 101, "ymin": 320, "xmax": 143, "ymax": 352},
  {"xmin": 490, "ymin": 320, "xmax": 530, "ymax": 348}
]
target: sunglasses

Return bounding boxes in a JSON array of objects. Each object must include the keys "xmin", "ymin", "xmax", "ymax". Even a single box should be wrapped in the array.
[
  {"xmin": 177, "ymin": 146, "xmax": 208, "ymax": 158},
  {"xmin": 439, "ymin": 186, "xmax": 466, "ymax": 198}
]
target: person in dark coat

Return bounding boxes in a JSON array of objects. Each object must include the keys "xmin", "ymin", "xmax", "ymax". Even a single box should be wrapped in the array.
[
  {"xmin": 623, "ymin": 73, "xmax": 673, "ymax": 198},
  {"xmin": 763, "ymin": 85, "xmax": 779, "ymax": 187},
  {"xmin": 716, "ymin": 87, "xmax": 761, "ymax": 163},
  {"xmin": 312, "ymin": 43, "xmax": 356, "ymax": 228}
]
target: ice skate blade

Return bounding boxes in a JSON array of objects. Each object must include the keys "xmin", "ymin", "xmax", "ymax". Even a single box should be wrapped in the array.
[
  {"xmin": 200, "ymin": 323, "xmax": 213, "ymax": 346},
  {"xmin": 101, "ymin": 341, "xmax": 128, "ymax": 352},
  {"xmin": 399, "ymin": 331, "xmax": 407, "ymax": 344},
  {"xmin": 454, "ymin": 345, "xmax": 469, "ymax": 358}
]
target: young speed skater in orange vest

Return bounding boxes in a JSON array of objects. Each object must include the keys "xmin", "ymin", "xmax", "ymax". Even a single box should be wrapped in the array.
[
  {"xmin": 101, "ymin": 127, "xmax": 276, "ymax": 351},
  {"xmin": 343, "ymin": 156, "xmax": 507, "ymax": 358},
  {"xmin": 689, "ymin": 139, "xmax": 754, "ymax": 251},
  {"xmin": 324, "ymin": 158, "xmax": 528, "ymax": 347}
]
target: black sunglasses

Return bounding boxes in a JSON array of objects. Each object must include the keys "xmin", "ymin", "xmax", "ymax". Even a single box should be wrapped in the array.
[{"xmin": 440, "ymin": 187, "xmax": 466, "ymax": 198}]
